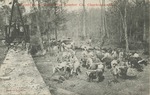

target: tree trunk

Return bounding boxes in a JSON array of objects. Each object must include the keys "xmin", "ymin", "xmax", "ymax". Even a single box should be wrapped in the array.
[
  {"xmin": 54, "ymin": 1, "xmax": 58, "ymax": 41},
  {"xmin": 36, "ymin": 18, "xmax": 44, "ymax": 51},
  {"xmin": 147, "ymin": 0, "xmax": 150, "ymax": 55},
  {"xmin": 143, "ymin": 0, "xmax": 146, "ymax": 41},
  {"xmin": 147, "ymin": 0, "xmax": 150, "ymax": 54},
  {"xmin": 82, "ymin": 0, "xmax": 86, "ymax": 39},
  {"xmin": 124, "ymin": 0, "xmax": 129, "ymax": 52},
  {"xmin": 32, "ymin": 0, "xmax": 44, "ymax": 51},
  {"xmin": 105, "ymin": 13, "xmax": 109, "ymax": 38},
  {"xmin": 100, "ymin": 0, "xmax": 106, "ymax": 46},
  {"xmin": 119, "ymin": 21, "xmax": 122, "ymax": 43}
]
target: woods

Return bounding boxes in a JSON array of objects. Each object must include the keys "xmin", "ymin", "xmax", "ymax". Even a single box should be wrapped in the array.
[
  {"xmin": 0, "ymin": 0, "xmax": 149, "ymax": 95},
  {"xmin": 0, "ymin": 0, "xmax": 149, "ymax": 54}
]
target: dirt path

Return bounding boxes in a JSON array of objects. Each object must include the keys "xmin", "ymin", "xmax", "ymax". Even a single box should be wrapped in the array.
[{"xmin": 0, "ymin": 49, "xmax": 51, "ymax": 95}]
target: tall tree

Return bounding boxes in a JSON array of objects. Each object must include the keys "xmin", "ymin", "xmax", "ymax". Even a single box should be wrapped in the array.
[
  {"xmin": 124, "ymin": 0, "xmax": 129, "ymax": 52},
  {"xmin": 32, "ymin": 0, "xmax": 44, "ymax": 52},
  {"xmin": 143, "ymin": 0, "xmax": 146, "ymax": 41},
  {"xmin": 100, "ymin": 0, "xmax": 107, "ymax": 46},
  {"xmin": 82, "ymin": 0, "xmax": 86, "ymax": 39},
  {"xmin": 54, "ymin": 0, "xmax": 58, "ymax": 41}
]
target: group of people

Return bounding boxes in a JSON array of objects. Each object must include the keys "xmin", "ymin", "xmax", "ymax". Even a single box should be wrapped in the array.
[
  {"xmin": 51, "ymin": 39, "xmax": 148, "ymax": 83},
  {"xmin": 82, "ymin": 47, "xmax": 148, "ymax": 82},
  {"xmin": 53, "ymin": 47, "xmax": 81, "ymax": 79}
]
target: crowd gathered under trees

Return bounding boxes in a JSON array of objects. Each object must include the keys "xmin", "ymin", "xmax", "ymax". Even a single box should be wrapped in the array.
[{"xmin": 0, "ymin": 0, "xmax": 149, "ymax": 55}]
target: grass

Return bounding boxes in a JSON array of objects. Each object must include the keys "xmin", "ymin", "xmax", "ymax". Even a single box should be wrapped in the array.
[
  {"xmin": 34, "ymin": 51, "xmax": 150, "ymax": 95},
  {"xmin": 0, "ymin": 38, "xmax": 149, "ymax": 95}
]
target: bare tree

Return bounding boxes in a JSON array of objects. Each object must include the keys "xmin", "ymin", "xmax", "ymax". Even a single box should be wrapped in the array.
[
  {"xmin": 124, "ymin": 0, "xmax": 129, "ymax": 52},
  {"xmin": 32, "ymin": 0, "xmax": 44, "ymax": 52},
  {"xmin": 143, "ymin": 0, "xmax": 146, "ymax": 41},
  {"xmin": 82, "ymin": 0, "xmax": 86, "ymax": 39},
  {"xmin": 54, "ymin": 0, "xmax": 58, "ymax": 41},
  {"xmin": 100, "ymin": 0, "xmax": 107, "ymax": 46}
]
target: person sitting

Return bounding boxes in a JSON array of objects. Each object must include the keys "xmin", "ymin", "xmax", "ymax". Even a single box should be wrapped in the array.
[
  {"xmin": 132, "ymin": 52, "xmax": 139, "ymax": 58},
  {"xmin": 101, "ymin": 49, "xmax": 112, "ymax": 68}
]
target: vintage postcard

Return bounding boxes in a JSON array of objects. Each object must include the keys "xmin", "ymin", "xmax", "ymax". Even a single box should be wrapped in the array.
[{"xmin": 0, "ymin": 0, "xmax": 149, "ymax": 95}]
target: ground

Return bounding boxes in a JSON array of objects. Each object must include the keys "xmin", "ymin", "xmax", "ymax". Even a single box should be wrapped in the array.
[
  {"xmin": 33, "ymin": 51, "xmax": 150, "ymax": 95},
  {"xmin": 0, "ymin": 42, "xmax": 149, "ymax": 95}
]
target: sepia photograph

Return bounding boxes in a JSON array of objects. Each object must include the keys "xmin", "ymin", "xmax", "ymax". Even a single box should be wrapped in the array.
[{"xmin": 0, "ymin": 0, "xmax": 149, "ymax": 95}]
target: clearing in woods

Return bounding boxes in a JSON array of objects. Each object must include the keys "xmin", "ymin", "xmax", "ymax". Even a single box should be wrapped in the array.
[{"xmin": 34, "ymin": 50, "xmax": 150, "ymax": 95}]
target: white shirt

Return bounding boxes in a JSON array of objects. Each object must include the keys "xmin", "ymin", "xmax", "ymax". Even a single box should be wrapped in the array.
[
  {"xmin": 133, "ymin": 53, "xmax": 139, "ymax": 58},
  {"xmin": 103, "ymin": 52, "xmax": 111, "ymax": 59},
  {"xmin": 111, "ymin": 60, "xmax": 118, "ymax": 68}
]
